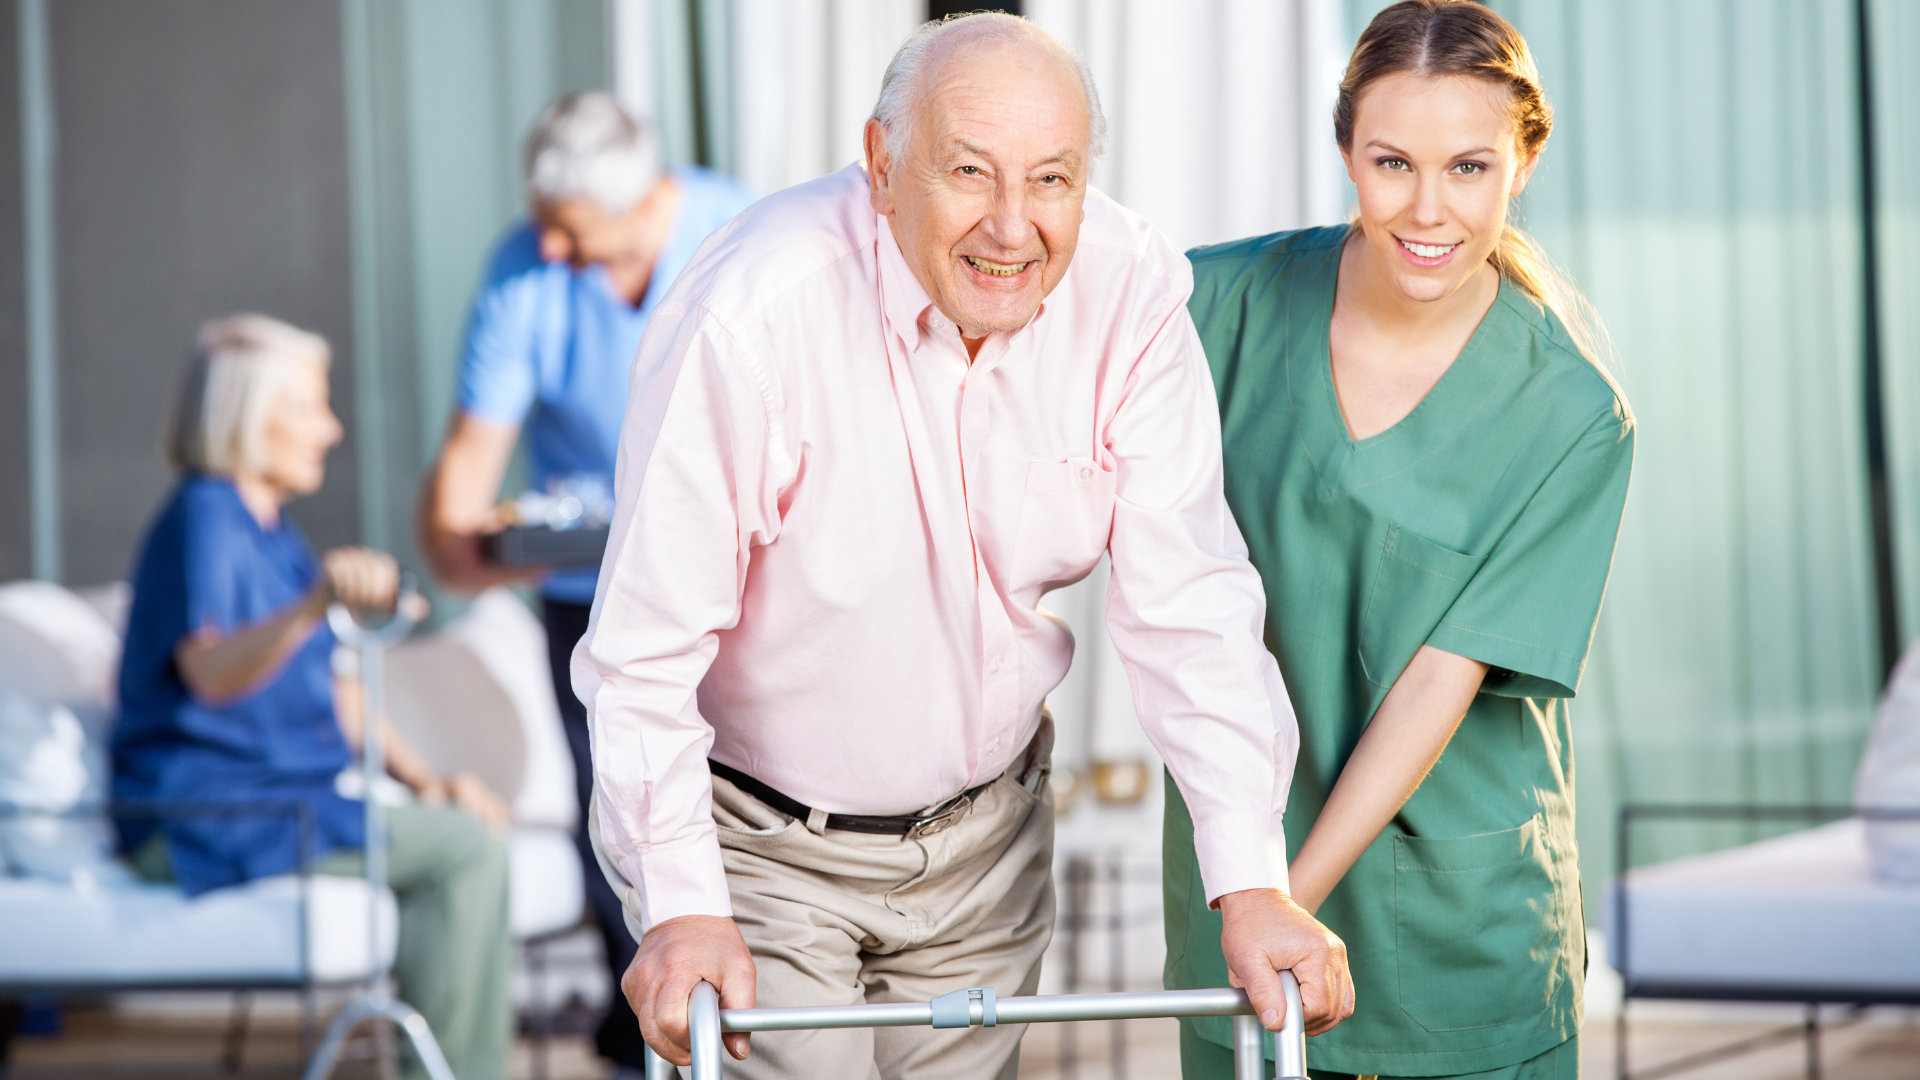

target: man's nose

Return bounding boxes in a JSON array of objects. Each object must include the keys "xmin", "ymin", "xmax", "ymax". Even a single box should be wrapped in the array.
[{"xmin": 982, "ymin": 177, "xmax": 1038, "ymax": 251}]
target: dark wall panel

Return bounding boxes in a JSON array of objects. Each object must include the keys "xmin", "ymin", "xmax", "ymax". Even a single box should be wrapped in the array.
[
  {"xmin": 0, "ymin": 7, "xmax": 30, "ymax": 581},
  {"xmin": 52, "ymin": 0, "xmax": 359, "ymax": 584}
]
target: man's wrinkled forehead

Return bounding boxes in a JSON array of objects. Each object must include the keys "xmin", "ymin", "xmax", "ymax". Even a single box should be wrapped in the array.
[{"xmin": 914, "ymin": 42, "xmax": 1089, "ymax": 160}]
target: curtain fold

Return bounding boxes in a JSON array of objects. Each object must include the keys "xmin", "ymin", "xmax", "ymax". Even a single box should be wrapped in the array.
[{"xmin": 1439, "ymin": 0, "xmax": 1884, "ymax": 890}]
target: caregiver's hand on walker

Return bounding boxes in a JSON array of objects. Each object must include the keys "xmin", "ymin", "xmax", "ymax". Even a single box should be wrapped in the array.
[
  {"xmin": 1218, "ymin": 888, "xmax": 1354, "ymax": 1036},
  {"xmin": 625, "ymin": 914, "xmax": 757, "ymax": 1066}
]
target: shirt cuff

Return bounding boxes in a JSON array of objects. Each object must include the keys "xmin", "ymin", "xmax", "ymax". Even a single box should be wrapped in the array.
[
  {"xmin": 1189, "ymin": 808, "xmax": 1291, "ymax": 905},
  {"xmin": 624, "ymin": 830, "xmax": 735, "ymax": 935}
]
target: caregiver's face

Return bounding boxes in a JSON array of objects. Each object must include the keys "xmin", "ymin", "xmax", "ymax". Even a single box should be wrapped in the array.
[{"xmin": 1342, "ymin": 72, "xmax": 1538, "ymax": 305}]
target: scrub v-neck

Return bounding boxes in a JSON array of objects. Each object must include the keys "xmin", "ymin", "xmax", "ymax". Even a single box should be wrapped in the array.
[{"xmin": 1292, "ymin": 247, "xmax": 1520, "ymax": 498}]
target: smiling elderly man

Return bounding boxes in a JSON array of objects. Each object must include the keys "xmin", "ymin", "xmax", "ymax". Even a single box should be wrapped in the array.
[{"xmin": 573, "ymin": 13, "xmax": 1353, "ymax": 1079}]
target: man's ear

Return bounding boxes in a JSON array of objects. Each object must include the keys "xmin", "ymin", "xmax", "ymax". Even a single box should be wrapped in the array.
[{"xmin": 864, "ymin": 118, "xmax": 895, "ymax": 216}]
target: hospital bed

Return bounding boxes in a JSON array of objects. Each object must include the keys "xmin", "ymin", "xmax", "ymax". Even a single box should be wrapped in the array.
[{"xmin": 1609, "ymin": 804, "xmax": 1920, "ymax": 1080}]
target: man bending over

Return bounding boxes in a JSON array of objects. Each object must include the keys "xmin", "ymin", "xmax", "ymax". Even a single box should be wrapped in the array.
[{"xmin": 574, "ymin": 13, "xmax": 1354, "ymax": 1079}]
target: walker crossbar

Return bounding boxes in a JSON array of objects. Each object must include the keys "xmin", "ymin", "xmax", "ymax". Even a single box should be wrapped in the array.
[{"xmin": 646, "ymin": 971, "xmax": 1308, "ymax": 1080}]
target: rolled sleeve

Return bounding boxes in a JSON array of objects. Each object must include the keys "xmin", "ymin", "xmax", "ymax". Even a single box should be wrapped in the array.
[
  {"xmin": 1102, "ymin": 295, "xmax": 1298, "ymax": 904},
  {"xmin": 573, "ymin": 307, "xmax": 784, "ymax": 934}
]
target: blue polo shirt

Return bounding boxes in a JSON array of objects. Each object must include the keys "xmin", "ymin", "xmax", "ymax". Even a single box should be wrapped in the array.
[
  {"xmin": 113, "ymin": 476, "xmax": 363, "ymax": 896},
  {"xmin": 456, "ymin": 165, "xmax": 756, "ymax": 603}
]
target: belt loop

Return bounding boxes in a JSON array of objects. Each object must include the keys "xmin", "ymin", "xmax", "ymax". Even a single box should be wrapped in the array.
[{"xmin": 805, "ymin": 806, "xmax": 830, "ymax": 835}]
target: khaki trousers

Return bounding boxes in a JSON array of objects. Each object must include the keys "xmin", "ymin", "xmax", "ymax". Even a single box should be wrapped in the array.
[{"xmin": 707, "ymin": 728, "xmax": 1055, "ymax": 1080}]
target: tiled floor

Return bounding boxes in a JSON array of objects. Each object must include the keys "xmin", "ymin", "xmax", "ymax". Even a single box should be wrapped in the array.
[{"xmin": 7, "ymin": 1000, "xmax": 1917, "ymax": 1079}]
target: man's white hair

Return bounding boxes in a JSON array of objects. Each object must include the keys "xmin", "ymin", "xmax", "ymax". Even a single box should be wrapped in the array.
[
  {"xmin": 871, "ymin": 13, "xmax": 1107, "ymax": 168},
  {"xmin": 167, "ymin": 314, "xmax": 331, "ymax": 476},
  {"xmin": 525, "ymin": 91, "xmax": 662, "ymax": 216}
]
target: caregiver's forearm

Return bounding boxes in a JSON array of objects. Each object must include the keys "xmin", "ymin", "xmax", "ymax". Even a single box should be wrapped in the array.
[{"xmin": 1285, "ymin": 645, "xmax": 1488, "ymax": 914}]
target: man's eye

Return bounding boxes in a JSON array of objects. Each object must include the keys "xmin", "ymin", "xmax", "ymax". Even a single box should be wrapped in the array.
[
  {"xmin": 1039, "ymin": 174, "xmax": 1063, "ymax": 185},
  {"xmin": 959, "ymin": 166, "xmax": 982, "ymax": 176}
]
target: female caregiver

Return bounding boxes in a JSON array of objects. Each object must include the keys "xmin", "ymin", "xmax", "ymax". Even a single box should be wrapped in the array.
[
  {"xmin": 1164, "ymin": 3, "xmax": 1633, "ymax": 1078},
  {"xmin": 113, "ymin": 314, "xmax": 515, "ymax": 1080}
]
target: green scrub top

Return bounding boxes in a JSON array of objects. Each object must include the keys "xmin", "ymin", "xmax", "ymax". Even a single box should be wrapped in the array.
[{"xmin": 1163, "ymin": 226, "xmax": 1633, "ymax": 1077}]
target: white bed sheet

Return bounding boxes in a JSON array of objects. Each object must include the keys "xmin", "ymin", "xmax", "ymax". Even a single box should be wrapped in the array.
[
  {"xmin": 0, "ymin": 873, "xmax": 397, "ymax": 986},
  {"xmin": 1610, "ymin": 818, "xmax": 1920, "ymax": 994}
]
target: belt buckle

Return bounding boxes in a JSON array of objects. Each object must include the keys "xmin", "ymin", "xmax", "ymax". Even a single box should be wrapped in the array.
[{"xmin": 907, "ymin": 794, "xmax": 972, "ymax": 839}]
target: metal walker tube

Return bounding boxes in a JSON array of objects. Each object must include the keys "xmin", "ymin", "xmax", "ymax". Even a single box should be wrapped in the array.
[
  {"xmin": 303, "ymin": 589, "xmax": 459, "ymax": 1080},
  {"xmin": 646, "ymin": 971, "xmax": 1308, "ymax": 1079}
]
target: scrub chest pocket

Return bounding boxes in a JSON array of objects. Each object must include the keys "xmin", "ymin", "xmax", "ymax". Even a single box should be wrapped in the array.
[{"xmin": 1359, "ymin": 522, "xmax": 1486, "ymax": 692}]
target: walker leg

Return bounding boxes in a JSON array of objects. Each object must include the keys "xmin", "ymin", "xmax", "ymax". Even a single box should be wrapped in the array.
[
  {"xmin": 301, "ymin": 997, "xmax": 457, "ymax": 1080},
  {"xmin": 1233, "ymin": 1012, "xmax": 1267, "ymax": 1080},
  {"xmin": 643, "ymin": 1043, "xmax": 681, "ymax": 1079}
]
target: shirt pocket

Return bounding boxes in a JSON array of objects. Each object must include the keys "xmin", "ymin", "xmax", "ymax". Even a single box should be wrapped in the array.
[
  {"xmin": 1392, "ymin": 814, "xmax": 1563, "ymax": 1031},
  {"xmin": 1359, "ymin": 522, "xmax": 1487, "ymax": 691},
  {"xmin": 1012, "ymin": 458, "xmax": 1116, "ymax": 592}
]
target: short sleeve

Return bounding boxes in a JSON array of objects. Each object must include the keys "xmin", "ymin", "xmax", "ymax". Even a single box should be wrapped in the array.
[
  {"xmin": 1426, "ymin": 410, "xmax": 1634, "ymax": 699},
  {"xmin": 455, "ymin": 229, "xmax": 545, "ymax": 426},
  {"xmin": 179, "ymin": 483, "xmax": 249, "ymax": 638}
]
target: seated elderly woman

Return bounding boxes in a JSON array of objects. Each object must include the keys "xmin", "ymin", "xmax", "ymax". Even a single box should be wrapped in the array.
[{"xmin": 112, "ymin": 314, "xmax": 513, "ymax": 1080}]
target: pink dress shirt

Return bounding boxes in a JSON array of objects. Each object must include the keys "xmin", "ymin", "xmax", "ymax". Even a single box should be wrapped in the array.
[{"xmin": 573, "ymin": 164, "xmax": 1298, "ymax": 932}]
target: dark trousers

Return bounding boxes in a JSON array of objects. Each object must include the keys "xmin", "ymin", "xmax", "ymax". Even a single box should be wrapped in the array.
[{"xmin": 542, "ymin": 598, "xmax": 646, "ymax": 1068}]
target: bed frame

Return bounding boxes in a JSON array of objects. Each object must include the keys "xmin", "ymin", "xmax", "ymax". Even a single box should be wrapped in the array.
[{"xmin": 1612, "ymin": 803, "xmax": 1920, "ymax": 1080}]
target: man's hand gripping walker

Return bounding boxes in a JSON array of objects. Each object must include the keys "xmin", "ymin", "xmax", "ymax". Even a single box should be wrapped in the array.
[{"xmin": 645, "ymin": 971, "xmax": 1309, "ymax": 1080}]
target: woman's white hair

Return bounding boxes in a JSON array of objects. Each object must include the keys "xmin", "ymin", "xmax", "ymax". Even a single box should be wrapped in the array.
[
  {"xmin": 871, "ymin": 12, "xmax": 1107, "ymax": 167},
  {"xmin": 525, "ymin": 91, "xmax": 662, "ymax": 216},
  {"xmin": 166, "ymin": 313, "xmax": 330, "ymax": 476}
]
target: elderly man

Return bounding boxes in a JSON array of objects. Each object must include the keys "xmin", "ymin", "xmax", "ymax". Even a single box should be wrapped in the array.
[
  {"xmin": 419, "ymin": 91, "xmax": 753, "ymax": 1075},
  {"xmin": 574, "ymin": 14, "xmax": 1353, "ymax": 1079}
]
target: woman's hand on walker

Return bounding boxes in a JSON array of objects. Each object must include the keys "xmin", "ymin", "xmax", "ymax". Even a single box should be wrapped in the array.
[
  {"xmin": 318, "ymin": 546, "xmax": 401, "ymax": 613},
  {"xmin": 1218, "ymin": 887, "xmax": 1354, "ymax": 1036},
  {"xmin": 626, "ymin": 914, "xmax": 757, "ymax": 1065}
]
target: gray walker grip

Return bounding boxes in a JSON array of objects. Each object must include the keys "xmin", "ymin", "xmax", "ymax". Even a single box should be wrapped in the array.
[{"xmin": 646, "ymin": 968, "xmax": 1309, "ymax": 1079}]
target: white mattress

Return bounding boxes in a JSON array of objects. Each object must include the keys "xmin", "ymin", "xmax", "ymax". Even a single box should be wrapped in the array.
[
  {"xmin": 1610, "ymin": 818, "xmax": 1920, "ymax": 994},
  {"xmin": 0, "ymin": 873, "xmax": 397, "ymax": 986},
  {"xmin": 0, "ymin": 826, "xmax": 582, "ymax": 988}
]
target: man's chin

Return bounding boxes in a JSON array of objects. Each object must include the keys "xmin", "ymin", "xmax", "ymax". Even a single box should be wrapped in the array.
[{"xmin": 949, "ymin": 299, "xmax": 1042, "ymax": 339}]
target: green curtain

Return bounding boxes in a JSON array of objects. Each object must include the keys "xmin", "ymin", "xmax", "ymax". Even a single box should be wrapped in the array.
[
  {"xmin": 1348, "ymin": 0, "xmax": 1889, "ymax": 898},
  {"xmin": 339, "ymin": 0, "xmax": 610, "ymax": 578},
  {"xmin": 1875, "ymin": 0, "xmax": 1920, "ymax": 648}
]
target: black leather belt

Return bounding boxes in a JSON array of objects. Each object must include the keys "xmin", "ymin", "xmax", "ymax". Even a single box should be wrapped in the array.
[{"xmin": 708, "ymin": 759, "xmax": 994, "ymax": 838}]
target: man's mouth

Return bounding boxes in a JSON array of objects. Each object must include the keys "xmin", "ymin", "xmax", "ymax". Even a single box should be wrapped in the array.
[
  {"xmin": 964, "ymin": 255, "xmax": 1033, "ymax": 277},
  {"xmin": 1397, "ymin": 237, "xmax": 1460, "ymax": 260}
]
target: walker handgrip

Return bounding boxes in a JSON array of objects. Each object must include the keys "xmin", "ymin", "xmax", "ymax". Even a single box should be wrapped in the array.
[
  {"xmin": 325, "ymin": 583, "xmax": 424, "ymax": 649},
  {"xmin": 1276, "ymin": 969, "xmax": 1308, "ymax": 1080},
  {"xmin": 689, "ymin": 980, "xmax": 723, "ymax": 1080}
]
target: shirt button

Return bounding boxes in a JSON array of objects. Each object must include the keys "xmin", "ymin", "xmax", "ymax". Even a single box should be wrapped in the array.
[
  {"xmin": 990, "ymin": 738, "xmax": 1002, "ymax": 752},
  {"xmin": 1079, "ymin": 466, "xmax": 1093, "ymax": 479}
]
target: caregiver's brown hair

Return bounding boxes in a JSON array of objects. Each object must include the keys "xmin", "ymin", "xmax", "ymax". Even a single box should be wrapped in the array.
[{"xmin": 1337, "ymin": 0, "xmax": 1625, "ymax": 409}]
